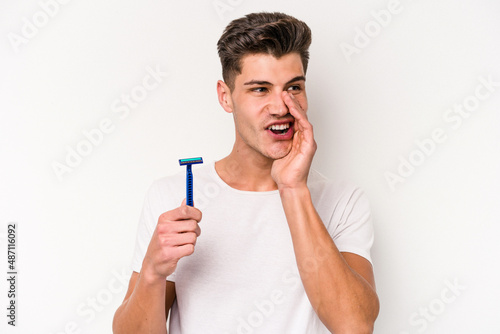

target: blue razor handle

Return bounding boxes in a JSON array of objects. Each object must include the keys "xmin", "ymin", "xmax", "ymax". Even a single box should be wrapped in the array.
[{"xmin": 179, "ymin": 157, "xmax": 203, "ymax": 206}]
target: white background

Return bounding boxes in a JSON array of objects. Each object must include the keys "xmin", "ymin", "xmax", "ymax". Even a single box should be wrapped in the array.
[{"xmin": 1, "ymin": 0, "xmax": 499, "ymax": 333}]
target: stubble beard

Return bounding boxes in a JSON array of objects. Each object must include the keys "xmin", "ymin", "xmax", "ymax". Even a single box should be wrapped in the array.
[{"xmin": 235, "ymin": 125, "xmax": 293, "ymax": 161}]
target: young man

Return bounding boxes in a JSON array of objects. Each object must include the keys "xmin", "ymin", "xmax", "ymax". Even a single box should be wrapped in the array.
[{"xmin": 113, "ymin": 12, "xmax": 379, "ymax": 334}]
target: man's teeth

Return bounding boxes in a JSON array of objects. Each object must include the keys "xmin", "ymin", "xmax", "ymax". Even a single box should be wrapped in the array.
[{"xmin": 268, "ymin": 123, "xmax": 290, "ymax": 131}]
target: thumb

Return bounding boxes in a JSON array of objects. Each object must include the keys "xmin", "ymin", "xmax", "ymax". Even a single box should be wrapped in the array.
[{"xmin": 181, "ymin": 198, "xmax": 187, "ymax": 206}]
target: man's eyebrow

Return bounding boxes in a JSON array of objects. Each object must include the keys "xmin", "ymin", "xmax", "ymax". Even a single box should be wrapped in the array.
[
  {"xmin": 243, "ymin": 76, "xmax": 306, "ymax": 86},
  {"xmin": 286, "ymin": 76, "xmax": 306, "ymax": 85},
  {"xmin": 244, "ymin": 80, "xmax": 272, "ymax": 86}
]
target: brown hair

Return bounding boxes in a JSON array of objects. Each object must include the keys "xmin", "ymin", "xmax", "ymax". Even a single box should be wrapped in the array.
[{"xmin": 217, "ymin": 12, "xmax": 312, "ymax": 90}]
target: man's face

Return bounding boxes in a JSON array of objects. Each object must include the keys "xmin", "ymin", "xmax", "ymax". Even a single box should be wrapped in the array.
[{"xmin": 226, "ymin": 52, "xmax": 308, "ymax": 160}]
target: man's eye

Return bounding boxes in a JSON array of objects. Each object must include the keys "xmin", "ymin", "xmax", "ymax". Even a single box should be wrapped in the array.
[
  {"xmin": 287, "ymin": 85, "xmax": 301, "ymax": 92},
  {"xmin": 252, "ymin": 87, "xmax": 268, "ymax": 93}
]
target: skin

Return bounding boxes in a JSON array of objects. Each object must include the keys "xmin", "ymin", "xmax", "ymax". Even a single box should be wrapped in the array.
[
  {"xmin": 112, "ymin": 198, "xmax": 200, "ymax": 334},
  {"xmin": 216, "ymin": 53, "xmax": 307, "ymax": 190},
  {"xmin": 113, "ymin": 52, "xmax": 379, "ymax": 334},
  {"xmin": 217, "ymin": 53, "xmax": 379, "ymax": 333}
]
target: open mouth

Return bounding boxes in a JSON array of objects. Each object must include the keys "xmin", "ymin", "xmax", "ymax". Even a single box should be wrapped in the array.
[{"xmin": 267, "ymin": 122, "xmax": 292, "ymax": 135}]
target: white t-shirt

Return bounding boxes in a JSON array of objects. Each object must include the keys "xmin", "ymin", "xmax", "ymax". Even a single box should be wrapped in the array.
[{"xmin": 132, "ymin": 161, "xmax": 374, "ymax": 334}]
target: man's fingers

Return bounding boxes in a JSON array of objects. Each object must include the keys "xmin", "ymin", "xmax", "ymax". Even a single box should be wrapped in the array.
[
  {"xmin": 160, "ymin": 204, "xmax": 202, "ymax": 223},
  {"xmin": 159, "ymin": 219, "xmax": 200, "ymax": 235},
  {"xmin": 173, "ymin": 220, "xmax": 201, "ymax": 236},
  {"xmin": 281, "ymin": 92, "xmax": 314, "ymax": 145},
  {"xmin": 172, "ymin": 244, "xmax": 196, "ymax": 258},
  {"xmin": 282, "ymin": 92, "xmax": 311, "ymax": 134},
  {"xmin": 168, "ymin": 231, "xmax": 198, "ymax": 247},
  {"xmin": 282, "ymin": 92, "xmax": 306, "ymax": 117}
]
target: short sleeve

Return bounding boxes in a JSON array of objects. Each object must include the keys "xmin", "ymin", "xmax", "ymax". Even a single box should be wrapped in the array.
[
  {"xmin": 329, "ymin": 187, "xmax": 374, "ymax": 264},
  {"xmin": 130, "ymin": 181, "xmax": 177, "ymax": 282}
]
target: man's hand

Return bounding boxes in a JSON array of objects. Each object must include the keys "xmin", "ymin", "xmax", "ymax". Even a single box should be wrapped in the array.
[
  {"xmin": 141, "ymin": 200, "xmax": 202, "ymax": 281},
  {"xmin": 273, "ymin": 95, "xmax": 379, "ymax": 331},
  {"xmin": 271, "ymin": 91, "xmax": 317, "ymax": 190}
]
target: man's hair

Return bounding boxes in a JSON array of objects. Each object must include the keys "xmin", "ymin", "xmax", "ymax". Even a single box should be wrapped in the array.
[{"xmin": 217, "ymin": 12, "xmax": 312, "ymax": 90}]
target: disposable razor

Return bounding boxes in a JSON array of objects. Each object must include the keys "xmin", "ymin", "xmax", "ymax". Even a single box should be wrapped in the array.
[{"xmin": 179, "ymin": 157, "xmax": 203, "ymax": 206}]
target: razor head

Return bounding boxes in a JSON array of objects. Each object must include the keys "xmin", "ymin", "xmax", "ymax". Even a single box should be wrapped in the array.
[{"xmin": 179, "ymin": 157, "xmax": 203, "ymax": 166}]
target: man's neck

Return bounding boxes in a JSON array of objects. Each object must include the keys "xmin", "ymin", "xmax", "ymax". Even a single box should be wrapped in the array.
[{"xmin": 215, "ymin": 147, "xmax": 278, "ymax": 192}]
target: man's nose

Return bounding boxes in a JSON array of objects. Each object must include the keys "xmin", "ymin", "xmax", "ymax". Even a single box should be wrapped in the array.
[{"xmin": 269, "ymin": 92, "xmax": 288, "ymax": 117}]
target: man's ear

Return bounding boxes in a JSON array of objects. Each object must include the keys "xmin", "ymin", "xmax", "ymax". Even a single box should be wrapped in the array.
[{"xmin": 217, "ymin": 80, "xmax": 234, "ymax": 113}]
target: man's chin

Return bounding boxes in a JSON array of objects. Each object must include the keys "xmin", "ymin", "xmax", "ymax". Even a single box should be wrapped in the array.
[{"xmin": 266, "ymin": 143, "xmax": 293, "ymax": 160}]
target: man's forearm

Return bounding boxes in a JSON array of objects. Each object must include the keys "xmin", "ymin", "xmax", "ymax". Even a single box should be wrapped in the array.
[
  {"xmin": 279, "ymin": 186, "xmax": 379, "ymax": 333},
  {"xmin": 113, "ymin": 272, "xmax": 168, "ymax": 334},
  {"xmin": 113, "ymin": 202, "xmax": 201, "ymax": 333}
]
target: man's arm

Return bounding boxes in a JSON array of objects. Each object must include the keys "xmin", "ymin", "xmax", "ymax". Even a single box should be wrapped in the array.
[
  {"xmin": 280, "ymin": 187, "xmax": 379, "ymax": 333},
  {"xmin": 113, "ymin": 201, "xmax": 202, "ymax": 333},
  {"xmin": 112, "ymin": 271, "xmax": 175, "ymax": 333},
  {"xmin": 272, "ymin": 91, "xmax": 379, "ymax": 333}
]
